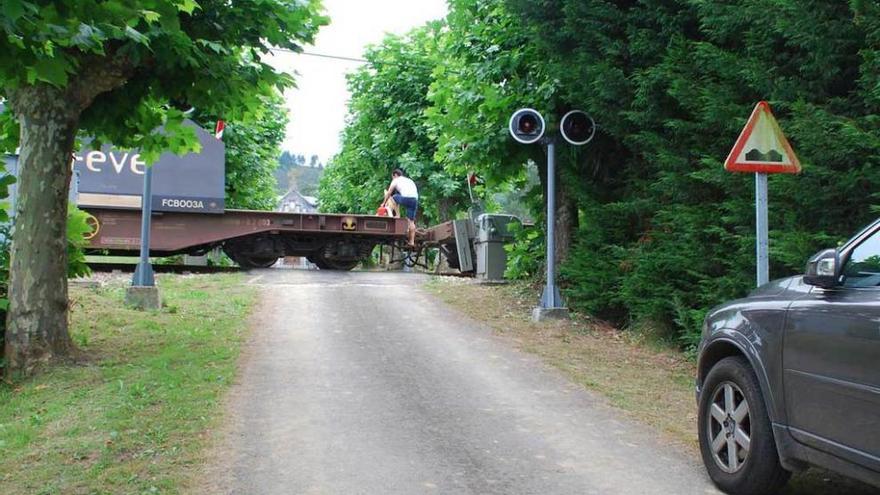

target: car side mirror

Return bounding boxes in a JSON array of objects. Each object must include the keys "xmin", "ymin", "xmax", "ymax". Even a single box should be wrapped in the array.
[{"xmin": 804, "ymin": 248, "xmax": 841, "ymax": 288}]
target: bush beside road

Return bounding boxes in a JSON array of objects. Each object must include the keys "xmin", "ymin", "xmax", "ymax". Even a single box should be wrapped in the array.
[
  {"xmin": 426, "ymin": 277, "xmax": 878, "ymax": 495},
  {"xmin": 0, "ymin": 274, "xmax": 256, "ymax": 494}
]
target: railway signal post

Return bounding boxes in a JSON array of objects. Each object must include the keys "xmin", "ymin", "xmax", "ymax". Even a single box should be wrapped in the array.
[{"xmin": 509, "ymin": 108, "xmax": 595, "ymax": 321}]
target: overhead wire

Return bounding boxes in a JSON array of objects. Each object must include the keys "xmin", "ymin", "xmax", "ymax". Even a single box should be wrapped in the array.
[
  {"xmin": 273, "ymin": 49, "xmax": 370, "ymax": 64},
  {"xmin": 269, "ymin": 47, "xmax": 447, "ymax": 74}
]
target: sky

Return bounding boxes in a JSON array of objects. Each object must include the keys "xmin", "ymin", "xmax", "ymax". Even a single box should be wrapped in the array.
[{"xmin": 266, "ymin": 0, "xmax": 449, "ymax": 165}]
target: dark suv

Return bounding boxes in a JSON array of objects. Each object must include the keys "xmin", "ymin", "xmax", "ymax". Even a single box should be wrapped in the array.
[{"xmin": 696, "ymin": 219, "xmax": 880, "ymax": 494}]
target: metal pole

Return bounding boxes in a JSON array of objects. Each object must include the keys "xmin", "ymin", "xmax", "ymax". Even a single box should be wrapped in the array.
[
  {"xmin": 132, "ymin": 166, "xmax": 155, "ymax": 286},
  {"xmin": 541, "ymin": 140, "xmax": 563, "ymax": 308},
  {"xmin": 755, "ymin": 172, "xmax": 769, "ymax": 287}
]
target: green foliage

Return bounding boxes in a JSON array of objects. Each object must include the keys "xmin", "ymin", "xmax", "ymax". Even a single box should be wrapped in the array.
[
  {"xmin": 319, "ymin": 22, "xmax": 466, "ymax": 224},
  {"xmin": 66, "ymin": 205, "xmax": 92, "ymax": 279},
  {"xmin": 197, "ymin": 91, "xmax": 289, "ymax": 210},
  {"xmin": 506, "ymin": 0, "xmax": 880, "ymax": 346},
  {"xmin": 426, "ymin": 0, "xmax": 555, "ymax": 190},
  {"xmin": 1, "ymin": 0, "xmax": 326, "ymax": 158},
  {"xmin": 503, "ymin": 222, "xmax": 543, "ymax": 280}
]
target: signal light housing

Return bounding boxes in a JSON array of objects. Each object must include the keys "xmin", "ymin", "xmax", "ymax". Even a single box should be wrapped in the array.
[
  {"xmin": 560, "ymin": 110, "xmax": 595, "ymax": 146},
  {"xmin": 508, "ymin": 108, "xmax": 545, "ymax": 144}
]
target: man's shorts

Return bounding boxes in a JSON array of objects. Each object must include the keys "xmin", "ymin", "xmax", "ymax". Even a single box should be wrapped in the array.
[{"xmin": 392, "ymin": 194, "xmax": 418, "ymax": 220}]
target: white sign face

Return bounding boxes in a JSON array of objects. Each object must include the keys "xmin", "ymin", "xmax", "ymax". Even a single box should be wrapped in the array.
[{"xmin": 736, "ymin": 110, "xmax": 793, "ymax": 165}]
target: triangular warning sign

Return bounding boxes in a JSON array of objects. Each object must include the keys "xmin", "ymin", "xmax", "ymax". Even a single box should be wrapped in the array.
[{"xmin": 724, "ymin": 101, "xmax": 801, "ymax": 174}]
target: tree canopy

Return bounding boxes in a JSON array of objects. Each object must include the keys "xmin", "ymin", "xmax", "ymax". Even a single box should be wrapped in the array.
[
  {"xmin": 508, "ymin": 0, "xmax": 880, "ymax": 344},
  {"xmin": 0, "ymin": 0, "xmax": 326, "ymax": 376}
]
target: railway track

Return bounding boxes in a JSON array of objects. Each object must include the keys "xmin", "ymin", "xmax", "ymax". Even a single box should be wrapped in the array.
[{"xmin": 87, "ymin": 262, "xmax": 241, "ymax": 274}]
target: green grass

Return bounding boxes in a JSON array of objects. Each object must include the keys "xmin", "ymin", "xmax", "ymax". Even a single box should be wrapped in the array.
[{"xmin": 0, "ymin": 274, "xmax": 257, "ymax": 495}]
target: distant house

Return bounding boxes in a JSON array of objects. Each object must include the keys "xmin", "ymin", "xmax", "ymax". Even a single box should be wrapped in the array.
[{"xmin": 278, "ymin": 189, "xmax": 318, "ymax": 213}]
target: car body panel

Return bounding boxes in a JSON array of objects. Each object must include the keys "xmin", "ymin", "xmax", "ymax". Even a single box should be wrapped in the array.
[
  {"xmin": 784, "ymin": 274, "xmax": 880, "ymax": 470},
  {"xmin": 697, "ymin": 275, "xmax": 802, "ymax": 424}
]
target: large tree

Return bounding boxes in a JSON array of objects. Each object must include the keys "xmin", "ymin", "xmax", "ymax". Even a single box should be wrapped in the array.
[
  {"xmin": 319, "ymin": 23, "xmax": 464, "ymax": 224},
  {"xmin": 0, "ymin": 0, "xmax": 326, "ymax": 376}
]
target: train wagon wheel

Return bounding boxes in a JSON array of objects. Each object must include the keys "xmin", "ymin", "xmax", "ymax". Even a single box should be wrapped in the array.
[
  {"xmin": 223, "ymin": 245, "xmax": 278, "ymax": 269},
  {"xmin": 309, "ymin": 250, "xmax": 360, "ymax": 271},
  {"xmin": 248, "ymin": 256, "xmax": 279, "ymax": 268},
  {"xmin": 307, "ymin": 255, "xmax": 330, "ymax": 269},
  {"xmin": 235, "ymin": 255, "xmax": 278, "ymax": 269},
  {"xmin": 323, "ymin": 258, "xmax": 359, "ymax": 271}
]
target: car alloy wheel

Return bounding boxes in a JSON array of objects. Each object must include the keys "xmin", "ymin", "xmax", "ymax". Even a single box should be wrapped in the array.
[{"xmin": 707, "ymin": 381, "xmax": 751, "ymax": 473}]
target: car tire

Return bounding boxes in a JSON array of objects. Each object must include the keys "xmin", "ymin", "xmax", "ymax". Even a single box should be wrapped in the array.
[{"xmin": 698, "ymin": 356, "xmax": 790, "ymax": 495}]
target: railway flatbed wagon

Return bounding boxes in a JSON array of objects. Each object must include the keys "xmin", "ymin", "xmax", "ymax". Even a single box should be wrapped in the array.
[
  {"xmin": 84, "ymin": 207, "xmax": 411, "ymax": 270},
  {"xmin": 54, "ymin": 122, "xmax": 460, "ymax": 270}
]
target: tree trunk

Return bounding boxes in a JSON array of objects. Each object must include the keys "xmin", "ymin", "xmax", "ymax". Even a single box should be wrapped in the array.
[
  {"xmin": 437, "ymin": 197, "xmax": 454, "ymax": 223},
  {"xmin": 4, "ymin": 85, "xmax": 79, "ymax": 376},
  {"xmin": 536, "ymin": 152, "xmax": 577, "ymax": 267},
  {"xmin": 555, "ymin": 181, "xmax": 578, "ymax": 265}
]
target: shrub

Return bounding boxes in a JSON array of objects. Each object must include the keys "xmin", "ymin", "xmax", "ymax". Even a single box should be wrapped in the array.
[
  {"xmin": 67, "ymin": 205, "xmax": 93, "ymax": 279},
  {"xmin": 504, "ymin": 222, "xmax": 543, "ymax": 280}
]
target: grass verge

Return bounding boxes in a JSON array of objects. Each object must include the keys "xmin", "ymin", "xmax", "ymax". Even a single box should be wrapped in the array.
[
  {"xmin": 426, "ymin": 278, "xmax": 698, "ymax": 447},
  {"xmin": 0, "ymin": 273, "xmax": 256, "ymax": 495},
  {"xmin": 425, "ymin": 277, "xmax": 878, "ymax": 495}
]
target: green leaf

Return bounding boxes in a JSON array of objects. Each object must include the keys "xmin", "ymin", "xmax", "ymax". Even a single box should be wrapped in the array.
[
  {"xmin": 32, "ymin": 57, "xmax": 69, "ymax": 86},
  {"xmin": 196, "ymin": 39, "xmax": 226, "ymax": 54},
  {"xmin": 71, "ymin": 23, "xmax": 106, "ymax": 51},
  {"xmin": 123, "ymin": 26, "xmax": 149, "ymax": 45},
  {"xmin": 175, "ymin": 0, "xmax": 201, "ymax": 15},
  {"xmin": 141, "ymin": 10, "xmax": 161, "ymax": 24}
]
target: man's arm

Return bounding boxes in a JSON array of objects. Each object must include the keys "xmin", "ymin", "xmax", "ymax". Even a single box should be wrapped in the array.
[{"xmin": 383, "ymin": 178, "xmax": 398, "ymax": 202}]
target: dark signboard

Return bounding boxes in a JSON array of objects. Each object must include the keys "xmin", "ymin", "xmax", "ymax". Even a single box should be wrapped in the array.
[{"xmin": 74, "ymin": 122, "xmax": 225, "ymax": 213}]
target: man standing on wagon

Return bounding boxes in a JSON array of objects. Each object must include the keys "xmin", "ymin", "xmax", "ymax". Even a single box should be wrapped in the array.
[{"xmin": 383, "ymin": 168, "xmax": 419, "ymax": 248}]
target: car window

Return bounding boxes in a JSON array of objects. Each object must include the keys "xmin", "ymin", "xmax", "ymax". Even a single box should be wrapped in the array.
[{"xmin": 843, "ymin": 229, "xmax": 880, "ymax": 288}]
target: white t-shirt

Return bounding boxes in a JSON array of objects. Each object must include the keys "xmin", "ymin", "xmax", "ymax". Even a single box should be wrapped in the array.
[{"xmin": 391, "ymin": 176, "xmax": 418, "ymax": 199}]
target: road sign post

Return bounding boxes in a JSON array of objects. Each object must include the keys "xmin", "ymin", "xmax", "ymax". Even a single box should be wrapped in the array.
[
  {"xmin": 724, "ymin": 101, "xmax": 801, "ymax": 287},
  {"xmin": 755, "ymin": 172, "xmax": 769, "ymax": 286}
]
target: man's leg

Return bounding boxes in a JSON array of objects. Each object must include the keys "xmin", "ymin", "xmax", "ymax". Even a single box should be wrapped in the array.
[
  {"xmin": 386, "ymin": 196, "xmax": 399, "ymax": 217},
  {"xmin": 407, "ymin": 219, "xmax": 416, "ymax": 247}
]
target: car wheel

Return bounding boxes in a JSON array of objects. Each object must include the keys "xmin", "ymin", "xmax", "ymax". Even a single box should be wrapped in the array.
[{"xmin": 698, "ymin": 356, "xmax": 790, "ymax": 495}]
